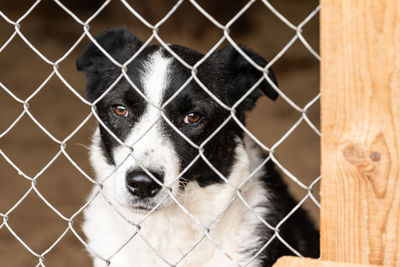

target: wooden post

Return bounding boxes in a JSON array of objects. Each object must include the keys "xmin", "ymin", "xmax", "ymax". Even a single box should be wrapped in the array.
[
  {"xmin": 320, "ymin": 0, "xmax": 400, "ymax": 266},
  {"xmin": 273, "ymin": 257, "xmax": 384, "ymax": 267}
]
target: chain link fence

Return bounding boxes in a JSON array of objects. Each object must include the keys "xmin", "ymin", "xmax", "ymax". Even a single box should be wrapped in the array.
[{"xmin": 0, "ymin": 1, "xmax": 320, "ymax": 266}]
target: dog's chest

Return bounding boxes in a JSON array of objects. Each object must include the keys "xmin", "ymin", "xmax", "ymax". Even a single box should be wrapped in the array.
[
  {"xmin": 86, "ymin": 199, "xmax": 243, "ymax": 267},
  {"xmin": 126, "ymin": 220, "xmax": 234, "ymax": 266}
]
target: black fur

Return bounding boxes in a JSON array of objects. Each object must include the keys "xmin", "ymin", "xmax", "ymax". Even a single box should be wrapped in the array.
[
  {"xmin": 209, "ymin": 44, "xmax": 278, "ymax": 122},
  {"xmin": 77, "ymin": 27, "xmax": 319, "ymax": 266}
]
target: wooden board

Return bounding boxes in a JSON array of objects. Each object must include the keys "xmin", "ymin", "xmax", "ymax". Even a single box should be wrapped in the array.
[
  {"xmin": 320, "ymin": 0, "xmax": 400, "ymax": 265},
  {"xmin": 273, "ymin": 257, "xmax": 385, "ymax": 267}
]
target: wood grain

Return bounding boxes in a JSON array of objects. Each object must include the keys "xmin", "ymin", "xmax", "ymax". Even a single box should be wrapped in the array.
[
  {"xmin": 273, "ymin": 257, "xmax": 385, "ymax": 267},
  {"xmin": 320, "ymin": 0, "xmax": 400, "ymax": 265}
]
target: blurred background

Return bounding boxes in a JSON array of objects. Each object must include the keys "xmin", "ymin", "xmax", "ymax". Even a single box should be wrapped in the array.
[{"xmin": 0, "ymin": 0, "xmax": 320, "ymax": 266}]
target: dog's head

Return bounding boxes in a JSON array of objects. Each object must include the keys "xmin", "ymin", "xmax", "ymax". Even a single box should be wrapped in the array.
[{"xmin": 77, "ymin": 27, "xmax": 278, "ymax": 211}]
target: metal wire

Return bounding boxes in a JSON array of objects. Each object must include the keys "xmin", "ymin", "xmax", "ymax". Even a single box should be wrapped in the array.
[{"xmin": 0, "ymin": 1, "xmax": 320, "ymax": 266}]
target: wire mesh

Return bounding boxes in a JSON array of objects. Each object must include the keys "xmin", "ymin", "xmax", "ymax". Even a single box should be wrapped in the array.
[{"xmin": 0, "ymin": 1, "xmax": 320, "ymax": 266}]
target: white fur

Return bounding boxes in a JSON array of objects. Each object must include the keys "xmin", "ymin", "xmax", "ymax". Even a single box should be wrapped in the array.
[{"xmin": 83, "ymin": 50, "xmax": 271, "ymax": 266}]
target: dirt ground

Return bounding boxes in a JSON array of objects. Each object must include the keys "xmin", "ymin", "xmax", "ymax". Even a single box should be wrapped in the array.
[{"xmin": 0, "ymin": 0, "xmax": 320, "ymax": 266}]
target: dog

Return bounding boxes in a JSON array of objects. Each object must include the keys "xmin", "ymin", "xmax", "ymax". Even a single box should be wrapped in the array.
[{"xmin": 77, "ymin": 27, "xmax": 319, "ymax": 267}]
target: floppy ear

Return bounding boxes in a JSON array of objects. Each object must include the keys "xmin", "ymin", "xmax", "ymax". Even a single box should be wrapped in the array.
[
  {"xmin": 213, "ymin": 45, "xmax": 278, "ymax": 121},
  {"xmin": 77, "ymin": 27, "xmax": 143, "ymax": 102}
]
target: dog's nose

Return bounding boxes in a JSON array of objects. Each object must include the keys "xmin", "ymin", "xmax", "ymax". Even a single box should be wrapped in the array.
[{"xmin": 126, "ymin": 171, "xmax": 162, "ymax": 198}]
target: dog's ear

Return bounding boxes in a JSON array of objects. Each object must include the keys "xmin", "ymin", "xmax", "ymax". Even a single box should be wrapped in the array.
[
  {"xmin": 77, "ymin": 27, "xmax": 142, "ymax": 74},
  {"xmin": 212, "ymin": 45, "xmax": 278, "ymax": 121},
  {"xmin": 77, "ymin": 27, "xmax": 142, "ymax": 102}
]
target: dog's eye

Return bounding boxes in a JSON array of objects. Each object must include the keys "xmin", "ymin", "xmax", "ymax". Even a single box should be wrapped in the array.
[
  {"xmin": 183, "ymin": 112, "xmax": 201, "ymax": 124},
  {"xmin": 113, "ymin": 105, "xmax": 128, "ymax": 117}
]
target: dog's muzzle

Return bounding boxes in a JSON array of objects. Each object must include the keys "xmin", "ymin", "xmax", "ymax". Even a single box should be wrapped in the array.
[{"xmin": 126, "ymin": 170, "xmax": 163, "ymax": 199}]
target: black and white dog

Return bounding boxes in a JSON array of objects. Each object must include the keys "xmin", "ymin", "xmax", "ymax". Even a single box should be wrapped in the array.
[{"xmin": 77, "ymin": 27, "xmax": 319, "ymax": 267}]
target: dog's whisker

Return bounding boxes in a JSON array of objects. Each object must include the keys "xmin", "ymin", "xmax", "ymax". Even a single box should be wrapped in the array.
[{"xmin": 75, "ymin": 143, "xmax": 91, "ymax": 151}]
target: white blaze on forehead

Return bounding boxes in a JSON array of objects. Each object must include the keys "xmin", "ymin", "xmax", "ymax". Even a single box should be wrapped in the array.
[
  {"xmin": 133, "ymin": 49, "xmax": 171, "ymax": 147},
  {"xmin": 121, "ymin": 49, "xmax": 172, "ymax": 152},
  {"xmin": 112, "ymin": 49, "xmax": 180, "ymax": 203},
  {"xmin": 141, "ymin": 49, "xmax": 171, "ymax": 107}
]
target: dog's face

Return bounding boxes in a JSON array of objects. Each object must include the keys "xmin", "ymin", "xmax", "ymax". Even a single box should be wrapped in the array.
[{"xmin": 77, "ymin": 27, "xmax": 277, "ymax": 211}]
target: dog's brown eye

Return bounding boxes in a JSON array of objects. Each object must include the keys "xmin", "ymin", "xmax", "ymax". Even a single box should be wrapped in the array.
[
  {"xmin": 113, "ymin": 105, "xmax": 128, "ymax": 117},
  {"xmin": 183, "ymin": 113, "xmax": 201, "ymax": 124}
]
